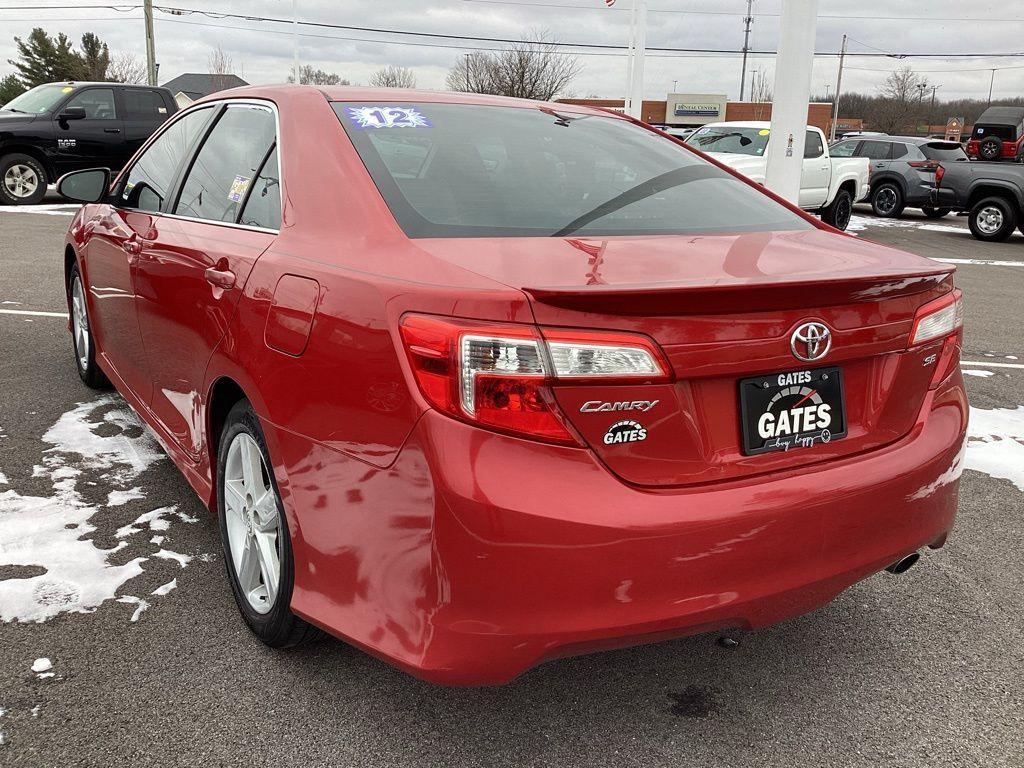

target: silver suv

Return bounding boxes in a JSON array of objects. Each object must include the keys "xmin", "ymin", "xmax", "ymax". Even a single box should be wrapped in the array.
[{"xmin": 830, "ymin": 136, "xmax": 968, "ymax": 218}]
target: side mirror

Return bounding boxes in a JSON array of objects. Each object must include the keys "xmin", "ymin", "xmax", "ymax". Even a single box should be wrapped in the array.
[
  {"xmin": 56, "ymin": 168, "xmax": 110, "ymax": 203},
  {"xmin": 58, "ymin": 106, "xmax": 87, "ymax": 122}
]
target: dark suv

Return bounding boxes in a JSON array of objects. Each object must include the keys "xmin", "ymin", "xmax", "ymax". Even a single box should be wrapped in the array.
[
  {"xmin": 830, "ymin": 135, "xmax": 968, "ymax": 218},
  {"xmin": 966, "ymin": 106, "xmax": 1024, "ymax": 162},
  {"xmin": 0, "ymin": 81, "xmax": 177, "ymax": 205}
]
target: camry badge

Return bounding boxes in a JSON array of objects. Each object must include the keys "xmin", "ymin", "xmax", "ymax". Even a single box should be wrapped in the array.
[{"xmin": 790, "ymin": 322, "xmax": 831, "ymax": 362}]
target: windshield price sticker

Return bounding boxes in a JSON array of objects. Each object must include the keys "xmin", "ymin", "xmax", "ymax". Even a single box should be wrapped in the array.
[
  {"xmin": 228, "ymin": 175, "xmax": 251, "ymax": 203},
  {"xmin": 346, "ymin": 106, "xmax": 431, "ymax": 129}
]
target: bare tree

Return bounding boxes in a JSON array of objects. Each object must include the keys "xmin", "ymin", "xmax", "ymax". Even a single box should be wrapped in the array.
[
  {"xmin": 106, "ymin": 51, "xmax": 146, "ymax": 84},
  {"xmin": 446, "ymin": 32, "xmax": 581, "ymax": 100},
  {"xmin": 208, "ymin": 44, "xmax": 237, "ymax": 92},
  {"xmin": 749, "ymin": 68, "xmax": 773, "ymax": 119},
  {"xmin": 369, "ymin": 65, "xmax": 416, "ymax": 89},
  {"xmin": 872, "ymin": 65, "xmax": 924, "ymax": 134},
  {"xmin": 286, "ymin": 65, "xmax": 349, "ymax": 85}
]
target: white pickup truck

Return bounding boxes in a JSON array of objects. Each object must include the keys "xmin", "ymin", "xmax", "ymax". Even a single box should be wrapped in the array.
[{"xmin": 685, "ymin": 121, "xmax": 870, "ymax": 231}]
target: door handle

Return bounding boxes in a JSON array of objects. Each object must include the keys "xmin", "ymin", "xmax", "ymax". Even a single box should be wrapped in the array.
[
  {"xmin": 104, "ymin": 127, "xmax": 121, "ymax": 134},
  {"xmin": 204, "ymin": 267, "xmax": 236, "ymax": 289},
  {"xmin": 122, "ymin": 238, "xmax": 141, "ymax": 255}
]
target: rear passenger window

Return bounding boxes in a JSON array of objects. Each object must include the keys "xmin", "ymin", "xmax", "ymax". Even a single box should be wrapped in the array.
[
  {"xmin": 891, "ymin": 143, "xmax": 909, "ymax": 159},
  {"xmin": 238, "ymin": 147, "xmax": 281, "ymax": 230},
  {"xmin": 804, "ymin": 130, "xmax": 824, "ymax": 158},
  {"xmin": 123, "ymin": 89, "xmax": 168, "ymax": 120},
  {"xmin": 174, "ymin": 104, "xmax": 276, "ymax": 224},
  {"xmin": 119, "ymin": 107, "xmax": 214, "ymax": 212}
]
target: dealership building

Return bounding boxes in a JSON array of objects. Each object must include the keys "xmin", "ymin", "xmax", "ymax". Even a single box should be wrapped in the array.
[{"xmin": 556, "ymin": 93, "xmax": 835, "ymax": 133}]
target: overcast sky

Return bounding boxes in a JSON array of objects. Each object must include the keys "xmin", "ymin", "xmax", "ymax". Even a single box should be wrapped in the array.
[{"xmin": 0, "ymin": 0, "xmax": 1021, "ymax": 103}]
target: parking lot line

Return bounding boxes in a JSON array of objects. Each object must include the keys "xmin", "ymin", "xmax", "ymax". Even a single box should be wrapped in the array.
[
  {"xmin": 0, "ymin": 308, "xmax": 69, "ymax": 318},
  {"xmin": 935, "ymin": 258, "xmax": 1024, "ymax": 268},
  {"xmin": 961, "ymin": 360, "xmax": 1024, "ymax": 369}
]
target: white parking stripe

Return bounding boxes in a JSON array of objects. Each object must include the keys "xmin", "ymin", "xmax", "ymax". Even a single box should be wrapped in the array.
[
  {"xmin": 934, "ymin": 257, "xmax": 1024, "ymax": 267},
  {"xmin": 961, "ymin": 361, "xmax": 1024, "ymax": 369},
  {"xmin": 0, "ymin": 308, "xmax": 69, "ymax": 318}
]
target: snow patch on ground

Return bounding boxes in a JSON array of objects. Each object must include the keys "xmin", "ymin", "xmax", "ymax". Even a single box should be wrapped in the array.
[
  {"xmin": 847, "ymin": 214, "xmax": 968, "ymax": 235},
  {"xmin": 966, "ymin": 406, "xmax": 1024, "ymax": 491},
  {"xmin": 0, "ymin": 397, "xmax": 199, "ymax": 623},
  {"xmin": 31, "ymin": 658, "xmax": 51, "ymax": 674},
  {"xmin": 963, "ymin": 370, "xmax": 995, "ymax": 378}
]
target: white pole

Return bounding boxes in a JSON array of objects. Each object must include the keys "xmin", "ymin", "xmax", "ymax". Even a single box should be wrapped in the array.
[
  {"xmin": 624, "ymin": 0, "xmax": 636, "ymax": 116},
  {"xmin": 626, "ymin": 0, "xmax": 647, "ymax": 119},
  {"xmin": 764, "ymin": 0, "xmax": 819, "ymax": 204},
  {"xmin": 829, "ymin": 34, "xmax": 846, "ymax": 142},
  {"xmin": 292, "ymin": 0, "xmax": 300, "ymax": 84}
]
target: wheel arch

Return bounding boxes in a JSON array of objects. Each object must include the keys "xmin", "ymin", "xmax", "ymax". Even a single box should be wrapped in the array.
[
  {"xmin": 207, "ymin": 375, "xmax": 250, "ymax": 484},
  {"xmin": 0, "ymin": 143, "xmax": 56, "ymax": 181},
  {"xmin": 869, "ymin": 173, "xmax": 907, "ymax": 197},
  {"xmin": 967, "ymin": 182, "xmax": 1022, "ymax": 211}
]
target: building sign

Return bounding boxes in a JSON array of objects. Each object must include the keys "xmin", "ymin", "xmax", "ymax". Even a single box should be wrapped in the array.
[
  {"xmin": 673, "ymin": 103, "xmax": 721, "ymax": 117},
  {"xmin": 945, "ymin": 117, "xmax": 964, "ymax": 142}
]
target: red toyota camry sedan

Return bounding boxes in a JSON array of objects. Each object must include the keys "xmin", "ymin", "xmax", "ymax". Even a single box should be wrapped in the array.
[{"xmin": 57, "ymin": 86, "xmax": 967, "ymax": 685}]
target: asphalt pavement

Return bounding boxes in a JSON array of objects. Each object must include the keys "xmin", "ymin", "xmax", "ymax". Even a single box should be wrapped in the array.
[{"xmin": 0, "ymin": 204, "xmax": 1022, "ymax": 767}]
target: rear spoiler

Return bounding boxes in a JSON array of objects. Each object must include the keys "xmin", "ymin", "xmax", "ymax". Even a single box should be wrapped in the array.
[{"xmin": 524, "ymin": 272, "xmax": 954, "ymax": 315}]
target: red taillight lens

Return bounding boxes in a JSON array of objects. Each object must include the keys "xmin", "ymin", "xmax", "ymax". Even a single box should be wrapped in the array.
[
  {"xmin": 934, "ymin": 164, "xmax": 945, "ymax": 185},
  {"xmin": 399, "ymin": 314, "xmax": 669, "ymax": 444},
  {"xmin": 910, "ymin": 289, "xmax": 964, "ymax": 388},
  {"xmin": 908, "ymin": 160, "xmax": 939, "ymax": 172}
]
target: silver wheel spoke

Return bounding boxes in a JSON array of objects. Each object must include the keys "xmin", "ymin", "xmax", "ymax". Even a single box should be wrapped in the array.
[
  {"xmin": 253, "ymin": 530, "xmax": 280, "ymax": 604},
  {"xmin": 252, "ymin": 489, "xmax": 277, "ymax": 531}
]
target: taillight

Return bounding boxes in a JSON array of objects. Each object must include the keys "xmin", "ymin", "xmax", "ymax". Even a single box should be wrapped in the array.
[
  {"xmin": 910, "ymin": 289, "xmax": 964, "ymax": 388},
  {"xmin": 908, "ymin": 160, "xmax": 939, "ymax": 172},
  {"xmin": 934, "ymin": 164, "xmax": 945, "ymax": 186},
  {"xmin": 399, "ymin": 314, "xmax": 669, "ymax": 444}
]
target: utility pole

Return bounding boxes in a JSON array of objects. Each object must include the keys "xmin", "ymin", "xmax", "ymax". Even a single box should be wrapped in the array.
[
  {"xmin": 144, "ymin": 0, "xmax": 157, "ymax": 86},
  {"xmin": 988, "ymin": 68, "xmax": 996, "ymax": 105},
  {"xmin": 930, "ymin": 84, "xmax": 941, "ymax": 130},
  {"xmin": 292, "ymin": 0, "xmax": 300, "ymax": 85},
  {"xmin": 739, "ymin": 0, "xmax": 753, "ymax": 101},
  {"xmin": 829, "ymin": 33, "xmax": 847, "ymax": 143}
]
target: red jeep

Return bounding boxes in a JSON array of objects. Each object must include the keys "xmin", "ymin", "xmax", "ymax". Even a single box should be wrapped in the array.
[{"xmin": 967, "ymin": 106, "xmax": 1024, "ymax": 161}]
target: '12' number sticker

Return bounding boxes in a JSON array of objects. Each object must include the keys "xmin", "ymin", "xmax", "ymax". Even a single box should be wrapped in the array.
[{"xmin": 346, "ymin": 106, "xmax": 431, "ymax": 129}]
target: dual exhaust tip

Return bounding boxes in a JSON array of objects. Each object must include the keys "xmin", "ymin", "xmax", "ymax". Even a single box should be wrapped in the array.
[{"xmin": 885, "ymin": 551, "xmax": 921, "ymax": 575}]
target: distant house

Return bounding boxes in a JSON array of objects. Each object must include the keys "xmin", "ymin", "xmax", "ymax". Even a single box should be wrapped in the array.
[{"xmin": 161, "ymin": 73, "xmax": 249, "ymax": 108}]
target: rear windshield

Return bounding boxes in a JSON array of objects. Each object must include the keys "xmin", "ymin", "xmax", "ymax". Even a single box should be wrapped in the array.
[
  {"xmin": 921, "ymin": 142, "xmax": 968, "ymax": 161},
  {"xmin": 333, "ymin": 103, "xmax": 810, "ymax": 238},
  {"xmin": 685, "ymin": 125, "xmax": 771, "ymax": 156},
  {"xmin": 972, "ymin": 124, "xmax": 1016, "ymax": 141}
]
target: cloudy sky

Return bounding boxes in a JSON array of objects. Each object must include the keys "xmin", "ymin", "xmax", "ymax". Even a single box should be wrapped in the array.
[{"xmin": 0, "ymin": 0, "xmax": 1021, "ymax": 103}]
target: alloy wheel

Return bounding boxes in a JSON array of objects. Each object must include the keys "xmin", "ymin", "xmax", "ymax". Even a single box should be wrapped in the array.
[
  {"xmin": 835, "ymin": 196, "xmax": 852, "ymax": 230},
  {"xmin": 3, "ymin": 163, "xmax": 39, "ymax": 199},
  {"xmin": 71, "ymin": 275, "xmax": 90, "ymax": 371},
  {"xmin": 223, "ymin": 432, "xmax": 282, "ymax": 614},
  {"xmin": 976, "ymin": 205, "xmax": 1004, "ymax": 235}
]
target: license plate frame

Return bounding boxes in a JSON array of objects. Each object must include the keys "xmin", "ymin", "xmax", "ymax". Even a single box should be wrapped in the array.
[{"xmin": 739, "ymin": 366, "xmax": 847, "ymax": 455}]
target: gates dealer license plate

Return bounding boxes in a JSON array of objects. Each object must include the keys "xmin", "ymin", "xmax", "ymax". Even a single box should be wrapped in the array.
[{"xmin": 739, "ymin": 367, "xmax": 847, "ymax": 455}]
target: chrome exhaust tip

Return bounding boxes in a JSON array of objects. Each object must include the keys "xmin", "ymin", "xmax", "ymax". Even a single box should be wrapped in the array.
[{"xmin": 885, "ymin": 552, "xmax": 921, "ymax": 575}]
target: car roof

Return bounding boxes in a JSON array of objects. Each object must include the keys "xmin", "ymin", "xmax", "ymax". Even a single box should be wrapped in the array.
[
  {"xmin": 697, "ymin": 120, "xmax": 772, "ymax": 129},
  {"xmin": 47, "ymin": 81, "xmax": 165, "ymax": 89},
  {"xmin": 976, "ymin": 106, "xmax": 1024, "ymax": 125},
  {"xmin": 193, "ymin": 84, "xmax": 627, "ymax": 119}
]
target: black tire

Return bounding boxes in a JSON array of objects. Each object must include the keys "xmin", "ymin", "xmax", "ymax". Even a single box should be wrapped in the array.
[
  {"xmin": 921, "ymin": 205, "xmax": 951, "ymax": 219},
  {"xmin": 978, "ymin": 136, "xmax": 1003, "ymax": 162},
  {"xmin": 967, "ymin": 196, "xmax": 1017, "ymax": 242},
  {"xmin": 820, "ymin": 188, "xmax": 854, "ymax": 231},
  {"xmin": 67, "ymin": 261, "xmax": 110, "ymax": 389},
  {"xmin": 870, "ymin": 182, "xmax": 904, "ymax": 218},
  {"xmin": 0, "ymin": 153, "xmax": 47, "ymax": 205},
  {"xmin": 216, "ymin": 400, "xmax": 319, "ymax": 648}
]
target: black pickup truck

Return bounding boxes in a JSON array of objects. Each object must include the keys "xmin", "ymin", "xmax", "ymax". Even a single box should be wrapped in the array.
[
  {"xmin": 931, "ymin": 160, "xmax": 1024, "ymax": 242},
  {"xmin": 0, "ymin": 81, "xmax": 177, "ymax": 205}
]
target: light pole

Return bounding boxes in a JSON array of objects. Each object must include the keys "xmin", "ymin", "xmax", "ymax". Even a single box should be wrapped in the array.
[
  {"xmin": 624, "ymin": 0, "xmax": 648, "ymax": 120},
  {"xmin": 988, "ymin": 68, "xmax": 996, "ymax": 105},
  {"xmin": 292, "ymin": 0, "xmax": 299, "ymax": 85}
]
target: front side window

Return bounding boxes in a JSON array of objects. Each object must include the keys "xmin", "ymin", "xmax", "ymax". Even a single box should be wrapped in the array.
[
  {"xmin": 123, "ymin": 89, "xmax": 168, "ymax": 120},
  {"xmin": 175, "ymin": 104, "xmax": 276, "ymax": 224},
  {"xmin": 829, "ymin": 141, "xmax": 858, "ymax": 157},
  {"xmin": 119, "ymin": 107, "xmax": 214, "ymax": 212},
  {"xmin": 686, "ymin": 125, "xmax": 770, "ymax": 156},
  {"xmin": 334, "ymin": 103, "xmax": 811, "ymax": 238},
  {"xmin": 65, "ymin": 88, "xmax": 117, "ymax": 120}
]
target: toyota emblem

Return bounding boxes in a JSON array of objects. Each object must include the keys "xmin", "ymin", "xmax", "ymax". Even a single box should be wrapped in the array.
[{"xmin": 790, "ymin": 322, "xmax": 831, "ymax": 362}]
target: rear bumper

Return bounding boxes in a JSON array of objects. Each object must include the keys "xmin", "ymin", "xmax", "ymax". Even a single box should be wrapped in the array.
[
  {"xmin": 930, "ymin": 188, "xmax": 959, "ymax": 209},
  {"xmin": 278, "ymin": 373, "xmax": 967, "ymax": 686}
]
